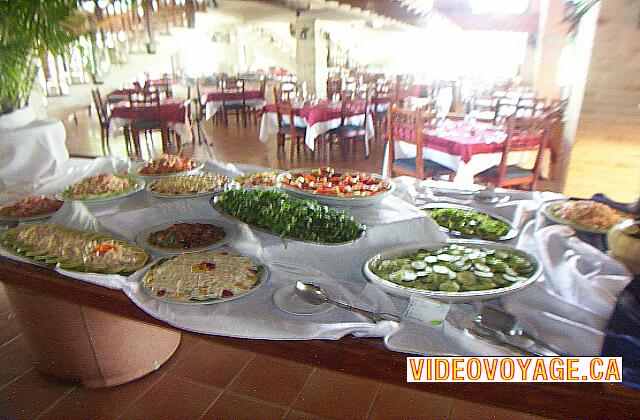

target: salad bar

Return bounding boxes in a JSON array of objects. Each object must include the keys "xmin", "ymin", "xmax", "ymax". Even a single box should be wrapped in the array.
[{"xmin": 0, "ymin": 157, "xmax": 639, "ymax": 418}]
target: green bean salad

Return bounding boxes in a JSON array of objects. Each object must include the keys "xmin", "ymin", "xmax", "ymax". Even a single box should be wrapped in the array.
[
  {"xmin": 425, "ymin": 208, "xmax": 511, "ymax": 240},
  {"xmin": 370, "ymin": 244, "xmax": 536, "ymax": 293}
]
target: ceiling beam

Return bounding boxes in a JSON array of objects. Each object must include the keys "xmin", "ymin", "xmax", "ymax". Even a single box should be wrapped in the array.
[{"xmin": 338, "ymin": 0, "xmax": 427, "ymax": 25}]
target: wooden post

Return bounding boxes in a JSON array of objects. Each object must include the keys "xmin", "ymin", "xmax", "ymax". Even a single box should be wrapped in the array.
[
  {"xmin": 161, "ymin": 0, "xmax": 170, "ymax": 34},
  {"xmin": 142, "ymin": 0, "xmax": 156, "ymax": 54},
  {"xmin": 185, "ymin": 0, "xmax": 196, "ymax": 28}
]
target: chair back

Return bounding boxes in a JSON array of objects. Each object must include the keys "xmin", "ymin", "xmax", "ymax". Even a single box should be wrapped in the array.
[
  {"xmin": 392, "ymin": 75, "xmax": 414, "ymax": 106},
  {"xmin": 339, "ymin": 88, "xmax": 371, "ymax": 129},
  {"xmin": 91, "ymin": 88, "xmax": 108, "ymax": 126},
  {"xmin": 327, "ymin": 76, "xmax": 342, "ymax": 100},
  {"xmin": 494, "ymin": 97, "xmax": 518, "ymax": 124},
  {"xmin": 258, "ymin": 76, "xmax": 267, "ymax": 99},
  {"xmin": 154, "ymin": 77, "xmax": 173, "ymax": 99},
  {"xmin": 388, "ymin": 107, "xmax": 429, "ymax": 179},
  {"xmin": 273, "ymin": 87, "xmax": 297, "ymax": 139},
  {"xmin": 493, "ymin": 116, "xmax": 548, "ymax": 188},
  {"xmin": 276, "ymin": 81, "xmax": 298, "ymax": 100},
  {"xmin": 128, "ymin": 88, "xmax": 161, "ymax": 106}
]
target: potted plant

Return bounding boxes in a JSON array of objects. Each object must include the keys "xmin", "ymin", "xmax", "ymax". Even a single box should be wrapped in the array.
[{"xmin": 0, "ymin": 0, "xmax": 86, "ymax": 127}]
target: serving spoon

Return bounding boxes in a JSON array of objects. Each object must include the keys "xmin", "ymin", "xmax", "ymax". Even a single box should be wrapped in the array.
[{"xmin": 295, "ymin": 281, "xmax": 401, "ymax": 323}]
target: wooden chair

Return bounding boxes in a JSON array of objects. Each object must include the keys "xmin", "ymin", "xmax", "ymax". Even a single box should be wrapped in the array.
[
  {"xmin": 494, "ymin": 97, "xmax": 518, "ymax": 124},
  {"xmin": 128, "ymin": 90, "xmax": 173, "ymax": 157},
  {"xmin": 91, "ymin": 88, "xmax": 133, "ymax": 156},
  {"xmin": 91, "ymin": 89, "xmax": 112, "ymax": 156},
  {"xmin": 149, "ymin": 77, "xmax": 173, "ymax": 99},
  {"xmin": 330, "ymin": 88, "xmax": 373, "ymax": 157},
  {"xmin": 387, "ymin": 107, "xmax": 456, "ymax": 180},
  {"xmin": 220, "ymin": 78, "xmax": 248, "ymax": 127},
  {"xmin": 274, "ymin": 88, "xmax": 306, "ymax": 155},
  {"xmin": 187, "ymin": 83, "xmax": 206, "ymax": 146},
  {"xmin": 247, "ymin": 76, "xmax": 267, "ymax": 126},
  {"xmin": 474, "ymin": 116, "xmax": 549, "ymax": 190},
  {"xmin": 393, "ymin": 75, "xmax": 414, "ymax": 107},
  {"xmin": 470, "ymin": 94, "xmax": 497, "ymax": 122},
  {"xmin": 372, "ymin": 82, "xmax": 393, "ymax": 139},
  {"xmin": 327, "ymin": 76, "xmax": 342, "ymax": 100},
  {"xmin": 277, "ymin": 81, "xmax": 298, "ymax": 100}
]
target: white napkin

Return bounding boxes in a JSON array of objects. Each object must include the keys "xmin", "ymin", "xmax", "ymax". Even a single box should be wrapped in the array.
[{"xmin": 496, "ymin": 223, "xmax": 630, "ymax": 356}]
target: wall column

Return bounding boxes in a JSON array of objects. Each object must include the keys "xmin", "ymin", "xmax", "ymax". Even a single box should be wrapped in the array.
[
  {"xmin": 295, "ymin": 18, "xmax": 328, "ymax": 98},
  {"xmin": 533, "ymin": 0, "xmax": 567, "ymax": 100}
]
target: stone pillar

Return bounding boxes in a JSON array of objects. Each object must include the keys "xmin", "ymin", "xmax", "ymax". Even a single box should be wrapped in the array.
[
  {"xmin": 552, "ymin": 1, "xmax": 600, "ymax": 193},
  {"xmin": 533, "ymin": 0, "xmax": 567, "ymax": 101},
  {"xmin": 578, "ymin": 0, "xmax": 640, "ymax": 140},
  {"xmin": 295, "ymin": 18, "xmax": 328, "ymax": 98},
  {"xmin": 520, "ymin": 35, "xmax": 537, "ymax": 86}
]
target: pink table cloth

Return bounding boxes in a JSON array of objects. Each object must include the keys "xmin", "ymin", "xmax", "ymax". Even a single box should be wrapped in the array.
[
  {"xmin": 425, "ymin": 128, "xmax": 542, "ymax": 163},
  {"xmin": 260, "ymin": 101, "xmax": 373, "ymax": 150},
  {"xmin": 383, "ymin": 122, "xmax": 545, "ymax": 183},
  {"xmin": 201, "ymin": 89, "xmax": 266, "ymax": 120},
  {"xmin": 110, "ymin": 99, "xmax": 188, "ymax": 123},
  {"xmin": 202, "ymin": 89, "xmax": 264, "ymax": 103},
  {"xmin": 108, "ymin": 99, "xmax": 191, "ymax": 143},
  {"xmin": 263, "ymin": 101, "xmax": 367, "ymax": 126}
]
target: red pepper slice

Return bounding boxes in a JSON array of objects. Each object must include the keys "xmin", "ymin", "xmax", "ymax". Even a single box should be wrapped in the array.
[{"xmin": 91, "ymin": 243, "xmax": 118, "ymax": 256}]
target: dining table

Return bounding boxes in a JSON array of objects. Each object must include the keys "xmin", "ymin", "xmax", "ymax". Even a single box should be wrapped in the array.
[
  {"xmin": 259, "ymin": 100, "xmax": 374, "ymax": 150},
  {"xmin": 0, "ymin": 158, "xmax": 639, "ymax": 419},
  {"xmin": 108, "ymin": 98, "xmax": 191, "ymax": 156},
  {"xmin": 383, "ymin": 121, "xmax": 545, "ymax": 184},
  {"xmin": 200, "ymin": 89, "xmax": 266, "ymax": 120}
]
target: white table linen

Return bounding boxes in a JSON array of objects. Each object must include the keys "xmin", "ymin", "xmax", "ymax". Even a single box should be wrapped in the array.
[
  {"xmin": 0, "ymin": 118, "xmax": 68, "ymax": 190},
  {"xmin": 0, "ymin": 159, "xmax": 631, "ymax": 355}
]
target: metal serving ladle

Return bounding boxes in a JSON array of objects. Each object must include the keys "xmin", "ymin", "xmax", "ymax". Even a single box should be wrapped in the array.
[{"xmin": 295, "ymin": 281, "xmax": 401, "ymax": 323}]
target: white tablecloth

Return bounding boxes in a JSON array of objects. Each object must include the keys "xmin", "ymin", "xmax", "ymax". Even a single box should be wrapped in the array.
[
  {"xmin": 259, "ymin": 112, "xmax": 374, "ymax": 151},
  {"xmin": 0, "ymin": 159, "xmax": 631, "ymax": 356},
  {"xmin": 0, "ymin": 118, "xmax": 68, "ymax": 190}
]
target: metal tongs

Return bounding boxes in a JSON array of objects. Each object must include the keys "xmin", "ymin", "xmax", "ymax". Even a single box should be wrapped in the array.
[{"xmin": 470, "ymin": 305, "xmax": 563, "ymax": 356}]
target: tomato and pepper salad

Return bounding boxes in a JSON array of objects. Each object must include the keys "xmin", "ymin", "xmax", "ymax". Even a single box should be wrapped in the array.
[{"xmin": 281, "ymin": 167, "xmax": 390, "ymax": 197}]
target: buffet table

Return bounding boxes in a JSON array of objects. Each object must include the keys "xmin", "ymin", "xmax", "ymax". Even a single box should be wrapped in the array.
[
  {"xmin": 0, "ymin": 158, "xmax": 639, "ymax": 419},
  {"xmin": 259, "ymin": 101, "xmax": 374, "ymax": 150},
  {"xmin": 1, "ymin": 258, "xmax": 640, "ymax": 419}
]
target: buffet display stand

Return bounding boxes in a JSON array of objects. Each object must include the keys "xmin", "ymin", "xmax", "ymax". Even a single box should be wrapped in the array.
[
  {"xmin": 1, "ymin": 158, "xmax": 639, "ymax": 418},
  {"xmin": 1, "ymin": 258, "xmax": 639, "ymax": 419},
  {"xmin": 4, "ymin": 284, "xmax": 180, "ymax": 388}
]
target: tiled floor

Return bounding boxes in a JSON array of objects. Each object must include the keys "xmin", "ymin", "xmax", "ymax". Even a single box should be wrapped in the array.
[{"xmin": 0, "ymin": 283, "xmax": 553, "ymax": 419}]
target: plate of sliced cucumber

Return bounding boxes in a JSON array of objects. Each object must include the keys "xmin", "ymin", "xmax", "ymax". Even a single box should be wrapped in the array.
[{"xmin": 363, "ymin": 241, "xmax": 541, "ymax": 302}]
